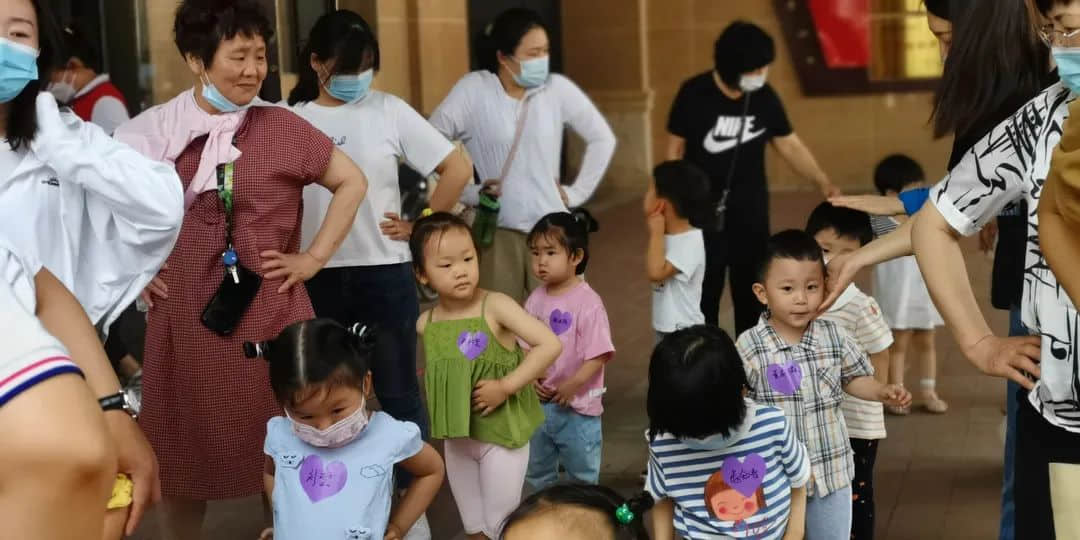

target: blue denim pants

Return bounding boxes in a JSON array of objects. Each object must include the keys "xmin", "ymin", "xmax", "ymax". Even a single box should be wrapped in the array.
[
  {"xmin": 525, "ymin": 402, "xmax": 603, "ymax": 490},
  {"xmin": 806, "ymin": 485, "xmax": 853, "ymax": 540},
  {"xmin": 999, "ymin": 307, "xmax": 1026, "ymax": 540},
  {"xmin": 305, "ymin": 263, "xmax": 429, "ymax": 488}
]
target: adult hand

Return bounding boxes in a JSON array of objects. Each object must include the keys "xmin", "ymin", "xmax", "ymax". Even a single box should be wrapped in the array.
[
  {"xmin": 979, "ymin": 220, "xmax": 999, "ymax": 254},
  {"xmin": 139, "ymin": 263, "xmax": 169, "ymax": 309},
  {"xmin": 820, "ymin": 182, "xmax": 843, "ymax": 199},
  {"xmin": 261, "ymin": 251, "xmax": 324, "ymax": 293},
  {"xmin": 481, "ymin": 179, "xmax": 502, "ymax": 198},
  {"xmin": 878, "ymin": 384, "xmax": 912, "ymax": 409},
  {"xmin": 105, "ymin": 412, "xmax": 162, "ymax": 536},
  {"xmin": 963, "ymin": 334, "xmax": 1042, "ymax": 389},
  {"xmin": 828, "ymin": 195, "xmax": 905, "ymax": 216},
  {"xmin": 472, "ymin": 379, "xmax": 510, "ymax": 416},
  {"xmin": 383, "ymin": 523, "xmax": 403, "ymax": 540},
  {"xmin": 819, "ymin": 251, "xmax": 862, "ymax": 313},
  {"xmin": 533, "ymin": 380, "xmax": 554, "ymax": 403},
  {"xmin": 380, "ymin": 212, "xmax": 413, "ymax": 242},
  {"xmin": 554, "ymin": 379, "xmax": 584, "ymax": 407}
]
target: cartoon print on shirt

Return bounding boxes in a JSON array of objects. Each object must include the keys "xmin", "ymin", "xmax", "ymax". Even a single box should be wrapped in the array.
[{"xmin": 705, "ymin": 454, "xmax": 767, "ymax": 523}]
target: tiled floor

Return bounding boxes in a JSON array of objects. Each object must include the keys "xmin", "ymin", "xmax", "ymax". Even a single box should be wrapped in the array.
[{"xmin": 130, "ymin": 193, "xmax": 1009, "ymax": 539}]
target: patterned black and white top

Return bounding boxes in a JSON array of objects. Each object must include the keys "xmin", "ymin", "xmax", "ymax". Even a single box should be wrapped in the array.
[{"xmin": 929, "ymin": 81, "xmax": 1080, "ymax": 432}]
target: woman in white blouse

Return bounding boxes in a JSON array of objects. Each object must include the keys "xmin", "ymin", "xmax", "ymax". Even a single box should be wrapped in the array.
[{"xmin": 429, "ymin": 7, "xmax": 616, "ymax": 302}]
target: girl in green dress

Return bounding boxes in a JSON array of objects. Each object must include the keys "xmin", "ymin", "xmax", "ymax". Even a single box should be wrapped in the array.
[{"xmin": 411, "ymin": 212, "xmax": 561, "ymax": 540}]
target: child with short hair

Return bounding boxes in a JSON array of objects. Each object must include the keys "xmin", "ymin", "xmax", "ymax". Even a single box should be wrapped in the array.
[
  {"xmin": 251, "ymin": 319, "xmax": 445, "ymax": 540},
  {"xmin": 872, "ymin": 155, "xmax": 948, "ymax": 414},
  {"xmin": 411, "ymin": 212, "xmax": 563, "ymax": 540},
  {"xmin": 501, "ymin": 484, "xmax": 654, "ymax": 540},
  {"xmin": 523, "ymin": 212, "xmax": 615, "ymax": 490},
  {"xmin": 807, "ymin": 203, "xmax": 894, "ymax": 540},
  {"xmin": 646, "ymin": 325, "xmax": 811, "ymax": 540},
  {"xmin": 646, "ymin": 161, "xmax": 709, "ymax": 342},
  {"xmin": 737, "ymin": 230, "xmax": 911, "ymax": 540}
]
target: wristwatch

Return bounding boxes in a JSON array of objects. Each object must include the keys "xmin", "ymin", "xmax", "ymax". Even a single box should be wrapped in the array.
[{"xmin": 99, "ymin": 387, "xmax": 140, "ymax": 419}]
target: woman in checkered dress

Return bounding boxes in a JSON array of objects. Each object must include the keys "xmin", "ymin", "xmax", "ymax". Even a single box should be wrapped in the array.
[{"xmin": 124, "ymin": 2, "xmax": 367, "ymax": 536}]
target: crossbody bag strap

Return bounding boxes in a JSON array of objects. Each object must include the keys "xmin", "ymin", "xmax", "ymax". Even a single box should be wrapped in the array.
[{"xmin": 497, "ymin": 95, "xmax": 532, "ymax": 184}]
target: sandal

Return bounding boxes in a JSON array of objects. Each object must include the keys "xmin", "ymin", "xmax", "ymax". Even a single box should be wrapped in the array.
[{"xmin": 919, "ymin": 379, "xmax": 948, "ymax": 414}]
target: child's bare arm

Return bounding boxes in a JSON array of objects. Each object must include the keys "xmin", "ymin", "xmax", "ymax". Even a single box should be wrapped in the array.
[
  {"xmin": 783, "ymin": 485, "xmax": 807, "ymax": 540},
  {"xmin": 646, "ymin": 216, "xmax": 678, "ymax": 283},
  {"xmin": 473, "ymin": 293, "xmax": 562, "ymax": 415},
  {"xmin": 263, "ymin": 456, "xmax": 275, "ymax": 502},
  {"xmin": 650, "ymin": 498, "xmax": 676, "ymax": 540},
  {"xmin": 387, "ymin": 443, "xmax": 445, "ymax": 539},
  {"xmin": 553, "ymin": 354, "xmax": 610, "ymax": 406},
  {"xmin": 844, "ymin": 376, "xmax": 911, "ymax": 408}
]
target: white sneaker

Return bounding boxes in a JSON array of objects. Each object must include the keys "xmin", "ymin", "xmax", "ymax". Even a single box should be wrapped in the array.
[{"xmin": 404, "ymin": 513, "xmax": 431, "ymax": 540}]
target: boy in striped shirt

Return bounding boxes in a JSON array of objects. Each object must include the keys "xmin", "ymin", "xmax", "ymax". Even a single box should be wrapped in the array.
[
  {"xmin": 807, "ymin": 202, "xmax": 894, "ymax": 540},
  {"xmin": 645, "ymin": 325, "xmax": 811, "ymax": 540}
]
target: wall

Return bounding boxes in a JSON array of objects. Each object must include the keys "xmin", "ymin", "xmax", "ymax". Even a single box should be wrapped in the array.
[{"xmin": 646, "ymin": 0, "xmax": 950, "ymax": 194}]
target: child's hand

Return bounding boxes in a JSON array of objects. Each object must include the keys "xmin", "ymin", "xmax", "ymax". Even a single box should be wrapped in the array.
[
  {"xmin": 258, "ymin": 527, "xmax": 273, "ymax": 540},
  {"xmin": 533, "ymin": 380, "xmax": 554, "ymax": 402},
  {"xmin": 646, "ymin": 211, "xmax": 665, "ymax": 235},
  {"xmin": 554, "ymin": 379, "xmax": 584, "ymax": 407},
  {"xmin": 473, "ymin": 379, "xmax": 511, "ymax": 416},
  {"xmin": 384, "ymin": 523, "xmax": 404, "ymax": 540},
  {"xmin": 879, "ymin": 384, "xmax": 912, "ymax": 408}
]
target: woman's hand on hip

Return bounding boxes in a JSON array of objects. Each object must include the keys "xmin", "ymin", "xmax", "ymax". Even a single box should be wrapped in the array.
[
  {"xmin": 964, "ymin": 334, "xmax": 1042, "ymax": 390},
  {"xmin": 260, "ymin": 251, "xmax": 325, "ymax": 293},
  {"xmin": 380, "ymin": 212, "xmax": 414, "ymax": 242},
  {"xmin": 139, "ymin": 263, "xmax": 169, "ymax": 309}
]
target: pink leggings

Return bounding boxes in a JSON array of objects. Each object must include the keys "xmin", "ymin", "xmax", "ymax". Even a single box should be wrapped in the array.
[{"xmin": 443, "ymin": 438, "xmax": 530, "ymax": 538}]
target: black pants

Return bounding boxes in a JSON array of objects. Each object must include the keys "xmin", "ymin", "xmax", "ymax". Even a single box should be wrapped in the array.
[
  {"xmin": 850, "ymin": 438, "xmax": 879, "ymax": 540},
  {"xmin": 1014, "ymin": 388, "xmax": 1080, "ymax": 538},
  {"xmin": 305, "ymin": 263, "xmax": 429, "ymax": 488},
  {"xmin": 701, "ymin": 213, "xmax": 769, "ymax": 334},
  {"xmin": 103, "ymin": 303, "xmax": 146, "ymax": 372}
]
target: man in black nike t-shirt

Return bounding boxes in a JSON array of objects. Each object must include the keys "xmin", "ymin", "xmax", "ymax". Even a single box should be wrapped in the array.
[{"xmin": 667, "ymin": 21, "xmax": 839, "ymax": 334}]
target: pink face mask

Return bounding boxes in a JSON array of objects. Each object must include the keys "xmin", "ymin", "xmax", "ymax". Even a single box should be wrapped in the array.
[{"xmin": 287, "ymin": 398, "xmax": 369, "ymax": 448}]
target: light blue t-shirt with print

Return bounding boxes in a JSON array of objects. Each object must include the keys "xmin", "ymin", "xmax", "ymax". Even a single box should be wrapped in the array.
[{"xmin": 264, "ymin": 411, "xmax": 423, "ymax": 540}]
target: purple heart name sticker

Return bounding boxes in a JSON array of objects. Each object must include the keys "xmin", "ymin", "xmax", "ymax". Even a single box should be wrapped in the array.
[
  {"xmin": 457, "ymin": 331, "xmax": 489, "ymax": 361},
  {"xmin": 766, "ymin": 361, "xmax": 803, "ymax": 395},
  {"xmin": 549, "ymin": 309, "xmax": 573, "ymax": 336},
  {"xmin": 721, "ymin": 453, "xmax": 766, "ymax": 498},
  {"xmin": 299, "ymin": 455, "xmax": 348, "ymax": 503}
]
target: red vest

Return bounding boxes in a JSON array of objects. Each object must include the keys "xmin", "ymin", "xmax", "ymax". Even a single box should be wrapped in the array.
[{"xmin": 71, "ymin": 80, "xmax": 128, "ymax": 123}]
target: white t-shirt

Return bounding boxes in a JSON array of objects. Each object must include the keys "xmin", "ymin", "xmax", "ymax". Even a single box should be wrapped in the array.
[
  {"xmin": 293, "ymin": 91, "xmax": 454, "ymax": 267},
  {"xmin": 652, "ymin": 228, "xmax": 706, "ymax": 333},
  {"xmin": 429, "ymin": 71, "xmax": 616, "ymax": 233}
]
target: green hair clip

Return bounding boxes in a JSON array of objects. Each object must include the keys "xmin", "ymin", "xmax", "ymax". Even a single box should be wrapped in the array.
[{"xmin": 615, "ymin": 503, "xmax": 634, "ymax": 525}]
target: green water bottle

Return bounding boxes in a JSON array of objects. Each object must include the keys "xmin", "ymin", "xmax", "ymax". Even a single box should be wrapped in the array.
[{"xmin": 474, "ymin": 192, "xmax": 500, "ymax": 247}]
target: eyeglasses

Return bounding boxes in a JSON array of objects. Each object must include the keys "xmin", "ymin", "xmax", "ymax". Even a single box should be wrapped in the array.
[{"xmin": 1040, "ymin": 26, "xmax": 1080, "ymax": 48}]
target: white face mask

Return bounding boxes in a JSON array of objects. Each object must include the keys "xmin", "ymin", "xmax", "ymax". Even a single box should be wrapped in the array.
[
  {"xmin": 46, "ymin": 71, "xmax": 77, "ymax": 104},
  {"xmin": 739, "ymin": 71, "xmax": 768, "ymax": 93},
  {"xmin": 287, "ymin": 397, "xmax": 369, "ymax": 448}
]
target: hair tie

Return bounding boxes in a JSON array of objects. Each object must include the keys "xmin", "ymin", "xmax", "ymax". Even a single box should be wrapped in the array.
[
  {"xmin": 614, "ymin": 503, "xmax": 634, "ymax": 525},
  {"xmin": 347, "ymin": 323, "xmax": 378, "ymax": 349},
  {"xmin": 243, "ymin": 340, "xmax": 271, "ymax": 359}
]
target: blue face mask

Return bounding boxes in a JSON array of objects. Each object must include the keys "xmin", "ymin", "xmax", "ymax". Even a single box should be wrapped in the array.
[
  {"xmin": 326, "ymin": 69, "xmax": 374, "ymax": 103},
  {"xmin": 200, "ymin": 72, "xmax": 252, "ymax": 113},
  {"xmin": 0, "ymin": 38, "xmax": 38, "ymax": 103},
  {"xmin": 510, "ymin": 56, "xmax": 549, "ymax": 88},
  {"xmin": 1054, "ymin": 46, "xmax": 1080, "ymax": 94}
]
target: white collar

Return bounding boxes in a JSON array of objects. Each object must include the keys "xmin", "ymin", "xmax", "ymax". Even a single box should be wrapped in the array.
[
  {"xmin": 74, "ymin": 74, "xmax": 112, "ymax": 100},
  {"xmin": 827, "ymin": 283, "xmax": 862, "ymax": 313}
]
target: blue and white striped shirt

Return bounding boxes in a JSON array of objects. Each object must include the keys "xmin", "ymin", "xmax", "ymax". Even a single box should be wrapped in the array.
[{"xmin": 646, "ymin": 401, "xmax": 811, "ymax": 539}]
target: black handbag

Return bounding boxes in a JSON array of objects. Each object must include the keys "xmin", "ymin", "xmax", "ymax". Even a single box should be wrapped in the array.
[{"xmin": 200, "ymin": 162, "xmax": 261, "ymax": 336}]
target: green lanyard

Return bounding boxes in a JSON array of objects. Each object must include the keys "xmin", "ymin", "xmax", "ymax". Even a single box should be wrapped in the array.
[{"xmin": 216, "ymin": 162, "xmax": 236, "ymax": 248}]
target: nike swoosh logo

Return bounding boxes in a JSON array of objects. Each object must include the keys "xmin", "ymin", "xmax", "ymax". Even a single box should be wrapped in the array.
[{"xmin": 703, "ymin": 127, "xmax": 767, "ymax": 154}]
